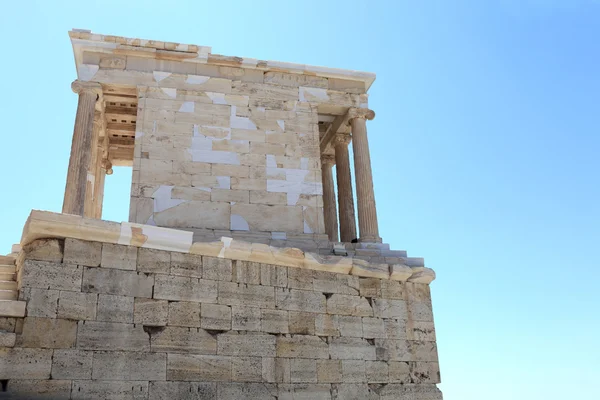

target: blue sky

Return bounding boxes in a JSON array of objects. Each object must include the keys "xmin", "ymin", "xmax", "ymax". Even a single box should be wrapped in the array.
[{"xmin": 1, "ymin": 1, "xmax": 599, "ymax": 398}]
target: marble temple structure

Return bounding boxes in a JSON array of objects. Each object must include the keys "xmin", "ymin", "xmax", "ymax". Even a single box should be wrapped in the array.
[{"xmin": 0, "ymin": 29, "xmax": 442, "ymax": 399}]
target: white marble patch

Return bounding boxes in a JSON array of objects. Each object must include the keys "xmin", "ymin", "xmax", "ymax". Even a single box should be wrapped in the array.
[
  {"xmin": 218, "ymin": 237, "xmax": 233, "ymax": 258},
  {"xmin": 135, "ymin": 131, "xmax": 144, "ymax": 139},
  {"xmin": 287, "ymin": 193, "xmax": 300, "ymax": 206},
  {"xmin": 217, "ymin": 176, "xmax": 231, "ymax": 189},
  {"xmin": 206, "ymin": 92, "xmax": 227, "ymax": 105},
  {"xmin": 230, "ymin": 115, "xmax": 257, "ymax": 130},
  {"xmin": 186, "ymin": 75, "xmax": 210, "ymax": 85},
  {"xmin": 190, "ymin": 136, "xmax": 213, "ymax": 151},
  {"xmin": 304, "ymin": 220, "xmax": 313, "ymax": 234},
  {"xmin": 179, "ymin": 101, "xmax": 195, "ymax": 113},
  {"xmin": 267, "ymin": 180, "xmax": 323, "ymax": 195},
  {"xmin": 161, "ymin": 88, "xmax": 177, "ymax": 98},
  {"xmin": 78, "ymin": 64, "xmax": 99, "ymax": 81},
  {"xmin": 231, "ymin": 214, "xmax": 250, "ymax": 231},
  {"xmin": 153, "ymin": 71, "xmax": 171, "ymax": 83},
  {"xmin": 188, "ymin": 149, "xmax": 240, "ymax": 165},
  {"xmin": 299, "ymin": 87, "xmax": 329, "ymax": 102},
  {"xmin": 300, "ymin": 158, "xmax": 309, "ymax": 170},
  {"xmin": 277, "ymin": 120, "xmax": 285, "ymax": 130},
  {"xmin": 153, "ymin": 185, "xmax": 187, "ymax": 213},
  {"xmin": 266, "ymin": 155, "xmax": 277, "ymax": 168},
  {"xmin": 271, "ymin": 232, "xmax": 287, "ymax": 240}
]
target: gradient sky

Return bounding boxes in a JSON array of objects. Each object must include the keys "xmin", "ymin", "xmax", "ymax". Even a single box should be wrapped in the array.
[{"xmin": 1, "ymin": 1, "xmax": 599, "ymax": 399}]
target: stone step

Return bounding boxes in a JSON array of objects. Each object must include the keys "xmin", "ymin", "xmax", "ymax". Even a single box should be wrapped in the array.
[
  {"xmin": 0, "ymin": 255, "xmax": 15, "ymax": 265},
  {"xmin": 0, "ymin": 281, "xmax": 17, "ymax": 290},
  {"xmin": 0, "ymin": 273, "xmax": 15, "ymax": 282},
  {"xmin": 0, "ymin": 265, "xmax": 16, "ymax": 274},
  {"xmin": 0, "ymin": 300, "xmax": 26, "ymax": 317},
  {"xmin": 0, "ymin": 290, "xmax": 17, "ymax": 301}
]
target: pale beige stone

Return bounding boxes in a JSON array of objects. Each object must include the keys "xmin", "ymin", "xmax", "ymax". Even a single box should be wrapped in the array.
[
  {"xmin": 326, "ymin": 294, "xmax": 373, "ymax": 317},
  {"xmin": 261, "ymin": 309, "xmax": 289, "ymax": 334},
  {"xmin": 276, "ymin": 334, "xmax": 328, "ymax": 359},
  {"xmin": 92, "ymin": 351, "xmax": 166, "ymax": 380},
  {"xmin": 0, "ymin": 348, "xmax": 53, "ymax": 379},
  {"xmin": 52, "ymin": 349, "xmax": 92, "ymax": 379},
  {"xmin": 217, "ymin": 332, "xmax": 276, "ymax": 357},
  {"xmin": 96, "ymin": 294, "xmax": 134, "ymax": 323},
  {"xmin": 134, "ymin": 298, "xmax": 168, "ymax": 326},
  {"xmin": 168, "ymin": 301, "xmax": 201, "ymax": 327},
  {"xmin": 101, "ymin": 243, "xmax": 137, "ymax": 270},
  {"xmin": 151, "ymin": 326, "xmax": 217, "ymax": 354},
  {"xmin": 232, "ymin": 356, "xmax": 262, "ymax": 382},
  {"xmin": 22, "ymin": 239, "xmax": 63, "ymax": 262},
  {"xmin": 201, "ymin": 303, "xmax": 231, "ymax": 330},
  {"xmin": 58, "ymin": 291, "xmax": 97, "ymax": 320},
  {"xmin": 317, "ymin": 360, "xmax": 342, "ymax": 383},
  {"xmin": 18, "ymin": 317, "xmax": 77, "ymax": 349},
  {"xmin": 288, "ymin": 311, "xmax": 315, "ymax": 335},
  {"xmin": 291, "ymin": 358, "xmax": 317, "ymax": 383},
  {"xmin": 231, "ymin": 306, "xmax": 261, "ymax": 331}
]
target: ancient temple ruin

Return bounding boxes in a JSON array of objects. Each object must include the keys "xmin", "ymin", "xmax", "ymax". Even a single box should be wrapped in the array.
[{"xmin": 0, "ymin": 29, "xmax": 442, "ymax": 399}]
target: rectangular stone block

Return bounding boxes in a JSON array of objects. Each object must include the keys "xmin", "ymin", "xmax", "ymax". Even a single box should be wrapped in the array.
[
  {"xmin": 171, "ymin": 252, "xmax": 203, "ymax": 278},
  {"xmin": 329, "ymin": 337, "xmax": 376, "ymax": 360},
  {"xmin": 366, "ymin": 360, "xmax": 389, "ymax": 383},
  {"xmin": 287, "ymin": 267, "xmax": 313, "ymax": 290},
  {"xmin": 337, "ymin": 315, "xmax": 363, "ymax": 337},
  {"xmin": 134, "ymin": 298, "xmax": 168, "ymax": 326},
  {"xmin": 276, "ymin": 334, "xmax": 328, "ymax": 359},
  {"xmin": 218, "ymin": 281, "xmax": 275, "ymax": 308},
  {"xmin": 260, "ymin": 264, "xmax": 287, "ymax": 287},
  {"xmin": 0, "ymin": 332, "xmax": 15, "ymax": 347},
  {"xmin": 362, "ymin": 317, "xmax": 386, "ymax": 339},
  {"xmin": 149, "ymin": 381, "xmax": 217, "ymax": 400},
  {"xmin": 22, "ymin": 238, "xmax": 63, "ymax": 262},
  {"xmin": 168, "ymin": 301, "xmax": 201, "ymax": 327},
  {"xmin": 409, "ymin": 361, "xmax": 441, "ymax": 384},
  {"xmin": 201, "ymin": 303, "xmax": 231, "ymax": 330},
  {"xmin": 231, "ymin": 306, "xmax": 261, "ymax": 331},
  {"xmin": 408, "ymin": 340, "xmax": 439, "ymax": 362},
  {"xmin": 2, "ymin": 380, "xmax": 72, "ymax": 399},
  {"xmin": 77, "ymin": 321, "xmax": 149, "ymax": 351},
  {"xmin": 0, "ymin": 348, "xmax": 53, "ymax": 379},
  {"xmin": 374, "ymin": 339, "xmax": 410, "ymax": 362},
  {"xmin": 232, "ymin": 261, "xmax": 261, "ymax": 284},
  {"xmin": 291, "ymin": 359, "xmax": 317, "ymax": 383},
  {"xmin": 20, "ymin": 260, "xmax": 83, "ymax": 291},
  {"xmin": 261, "ymin": 309, "xmax": 289, "ymax": 334},
  {"xmin": 151, "ymin": 326, "xmax": 217, "ymax": 354},
  {"xmin": 285, "ymin": 383, "xmax": 332, "ymax": 400},
  {"xmin": 64, "ymin": 238, "xmax": 102, "ymax": 267},
  {"xmin": 373, "ymin": 298, "xmax": 407, "ymax": 319},
  {"xmin": 18, "ymin": 317, "xmax": 76, "ymax": 349},
  {"xmin": 408, "ymin": 320, "xmax": 436, "ymax": 341},
  {"xmin": 138, "ymin": 247, "xmax": 171, "ymax": 274},
  {"xmin": 0, "ymin": 317, "xmax": 16, "ymax": 332},
  {"xmin": 326, "ymin": 294, "xmax": 373, "ymax": 317},
  {"xmin": 315, "ymin": 314, "xmax": 339, "ymax": 337},
  {"xmin": 82, "ymin": 267, "xmax": 154, "ymax": 298},
  {"xmin": 317, "ymin": 360, "xmax": 342, "ymax": 383},
  {"xmin": 154, "ymin": 275, "xmax": 217, "ymax": 303},
  {"xmin": 218, "ymin": 383, "xmax": 279, "ymax": 399},
  {"xmin": 388, "ymin": 361, "xmax": 410, "ymax": 383},
  {"xmin": 408, "ymin": 301, "xmax": 434, "ymax": 322},
  {"xmin": 341, "ymin": 360, "xmax": 366, "ymax": 383},
  {"xmin": 52, "ymin": 349, "xmax": 92, "ymax": 379},
  {"xmin": 289, "ymin": 311, "xmax": 315, "ymax": 335},
  {"xmin": 72, "ymin": 380, "xmax": 149, "ymax": 400},
  {"xmin": 380, "ymin": 280, "xmax": 405, "ymax": 299},
  {"xmin": 218, "ymin": 332, "xmax": 276, "ymax": 357},
  {"xmin": 377, "ymin": 383, "xmax": 443, "ymax": 400},
  {"xmin": 57, "ymin": 291, "xmax": 97, "ymax": 320},
  {"xmin": 167, "ymin": 353, "xmax": 231, "ymax": 381},
  {"xmin": 406, "ymin": 282, "xmax": 432, "ymax": 303},
  {"xmin": 101, "ymin": 243, "xmax": 137, "ymax": 270},
  {"xmin": 97, "ymin": 294, "xmax": 134, "ymax": 323},
  {"xmin": 92, "ymin": 351, "xmax": 166, "ymax": 380},
  {"xmin": 203, "ymin": 256, "xmax": 233, "ymax": 281},
  {"xmin": 232, "ymin": 356, "xmax": 263, "ymax": 382},
  {"xmin": 276, "ymin": 288, "xmax": 325, "ymax": 313},
  {"xmin": 384, "ymin": 318, "xmax": 408, "ymax": 339},
  {"xmin": 359, "ymin": 278, "xmax": 381, "ymax": 297},
  {"xmin": 18, "ymin": 288, "xmax": 58, "ymax": 318}
]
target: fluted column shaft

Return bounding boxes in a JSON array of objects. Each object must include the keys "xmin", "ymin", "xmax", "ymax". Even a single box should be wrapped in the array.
[
  {"xmin": 334, "ymin": 134, "xmax": 357, "ymax": 242},
  {"xmin": 83, "ymin": 118, "xmax": 101, "ymax": 218},
  {"xmin": 321, "ymin": 155, "xmax": 339, "ymax": 242},
  {"xmin": 63, "ymin": 81, "xmax": 102, "ymax": 216},
  {"xmin": 350, "ymin": 109, "xmax": 381, "ymax": 242}
]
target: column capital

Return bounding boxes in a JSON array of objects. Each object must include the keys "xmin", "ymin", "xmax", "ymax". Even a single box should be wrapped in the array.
[
  {"xmin": 334, "ymin": 133, "xmax": 352, "ymax": 146},
  {"xmin": 71, "ymin": 80, "xmax": 102, "ymax": 96},
  {"xmin": 321, "ymin": 154, "xmax": 336, "ymax": 167},
  {"xmin": 348, "ymin": 107, "xmax": 375, "ymax": 122}
]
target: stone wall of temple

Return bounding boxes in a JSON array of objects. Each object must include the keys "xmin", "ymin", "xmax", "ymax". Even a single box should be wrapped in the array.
[{"xmin": 0, "ymin": 237, "xmax": 442, "ymax": 399}]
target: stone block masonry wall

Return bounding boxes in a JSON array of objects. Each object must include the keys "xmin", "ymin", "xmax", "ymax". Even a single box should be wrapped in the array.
[{"xmin": 1, "ymin": 238, "xmax": 441, "ymax": 399}]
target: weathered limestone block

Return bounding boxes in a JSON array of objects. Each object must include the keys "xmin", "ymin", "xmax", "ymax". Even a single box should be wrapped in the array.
[
  {"xmin": 409, "ymin": 361, "xmax": 441, "ymax": 384},
  {"xmin": 20, "ymin": 260, "xmax": 83, "ymax": 291},
  {"xmin": 374, "ymin": 339, "xmax": 410, "ymax": 362},
  {"xmin": 168, "ymin": 301, "xmax": 201, "ymax": 327},
  {"xmin": 408, "ymin": 320, "xmax": 436, "ymax": 341},
  {"xmin": 384, "ymin": 318, "xmax": 408, "ymax": 340},
  {"xmin": 260, "ymin": 263, "xmax": 288, "ymax": 287},
  {"xmin": 201, "ymin": 303, "xmax": 231, "ymax": 330},
  {"xmin": 0, "ymin": 348, "xmax": 53, "ymax": 379},
  {"xmin": 287, "ymin": 267, "xmax": 313, "ymax": 290},
  {"xmin": 264, "ymin": 72, "xmax": 328, "ymax": 88},
  {"xmin": 377, "ymin": 383, "xmax": 443, "ymax": 400},
  {"xmin": 261, "ymin": 309, "xmax": 289, "ymax": 334},
  {"xmin": 390, "ymin": 264, "xmax": 413, "ymax": 282},
  {"xmin": 51, "ymin": 349, "xmax": 92, "ymax": 379},
  {"xmin": 326, "ymin": 294, "xmax": 373, "ymax": 317},
  {"xmin": 149, "ymin": 381, "xmax": 217, "ymax": 400},
  {"xmin": 77, "ymin": 321, "xmax": 150, "ymax": 351},
  {"xmin": 409, "ymin": 301, "xmax": 434, "ymax": 322},
  {"xmin": 231, "ymin": 356, "xmax": 263, "ymax": 382},
  {"xmin": 276, "ymin": 288, "xmax": 325, "ymax": 313},
  {"xmin": 231, "ymin": 204, "xmax": 303, "ymax": 233},
  {"xmin": 337, "ymin": 316, "xmax": 363, "ymax": 337},
  {"xmin": 151, "ymin": 326, "xmax": 217, "ymax": 354},
  {"xmin": 18, "ymin": 317, "xmax": 77, "ymax": 349},
  {"xmin": 289, "ymin": 311, "xmax": 315, "ymax": 335},
  {"xmin": 359, "ymin": 278, "xmax": 381, "ymax": 297},
  {"xmin": 96, "ymin": 294, "xmax": 134, "ymax": 323},
  {"xmin": 331, "ymin": 383, "xmax": 374, "ymax": 399},
  {"xmin": 231, "ymin": 306, "xmax": 261, "ymax": 331},
  {"xmin": 0, "ymin": 332, "xmax": 16, "ymax": 347},
  {"xmin": 171, "ymin": 252, "xmax": 203, "ymax": 277},
  {"xmin": 406, "ymin": 282, "xmax": 432, "ymax": 304},
  {"xmin": 366, "ymin": 360, "xmax": 389, "ymax": 383},
  {"xmin": 22, "ymin": 239, "xmax": 63, "ymax": 262},
  {"xmin": 380, "ymin": 280, "xmax": 405, "ymax": 299},
  {"xmin": 315, "ymin": 314, "xmax": 339, "ymax": 337},
  {"xmin": 362, "ymin": 317, "xmax": 386, "ymax": 339},
  {"xmin": 134, "ymin": 298, "xmax": 168, "ymax": 326},
  {"xmin": 351, "ymin": 260, "xmax": 389, "ymax": 279},
  {"xmin": 83, "ymin": 267, "xmax": 154, "ymax": 298},
  {"xmin": 101, "ymin": 243, "xmax": 137, "ymax": 270},
  {"xmin": 232, "ymin": 261, "xmax": 261, "ymax": 284},
  {"xmin": 329, "ymin": 337, "xmax": 376, "ymax": 360},
  {"xmin": 408, "ymin": 340, "xmax": 439, "ymax": 362},
  {"xmin": 217, "ymin": 332, "xmax": 276, "ymax": 357},
  {"xmin": 92, "ymin": 351, "xmax": 166, "ymax": 380},
  {"xmin": 138, "ymin": 247, "xmax": 171, "ymax": 274},
  {"xmin": 203, "ymin": 256, "xmax": 233, "ymax": 281},
  {"xmin": 57, "ymin": 291, "xmax": 97, "ymax": 320},
  {"xmin": 63, "ymin": 238, "xmax": 102, "ymax": 266},
  {"xmin": 218, "ymin": 383, "xmax": 279, "ymax": 399},
  {"xmin": 317, "ymin": 360, "xmax": 342, "ymax": 383},
  {"xmin": 291, "ymin": 358, "xmax": 317, "ymax": 383},
  {"xmin": 167, "ymin": 353, "xmax": 231, "ymax": 381},
  {"xmin": 283, "ymin": 383, "xmax": 332, "ymax": 400},
  {"xmin": 218, "ymin": 281, "xmax": 275, "ymax": 308},
  {"xmin": 154, "ymin": 275, "xmax": 217, "ymax": 303},
  {"xmin": 341, "ymin": 360, "xmax": 366, "ymax": 383},
  {"xmin": 1, "ymin": 380, "xmax": 72, "ymax": 399},
  {"xmin": 0, "ymin": 317, "xmax": 16, "ymax": 332},
  {"xmin": 373, "ymin": 298, "xmax": 407, "ymax": 319},
  {"xmin": 71, "ymin": 380, "xmax": 149, "ymax": 400},
  {"xmin": 276, "ymin": 334, "xmax": 328, "ymax": 359},
  {"xmin": 18, "ymin": 288, "xmax": 58, "ymax": 318},
  {"xmin": 389, "ymin": 361, "xmax": 411, "ymax": 383}
]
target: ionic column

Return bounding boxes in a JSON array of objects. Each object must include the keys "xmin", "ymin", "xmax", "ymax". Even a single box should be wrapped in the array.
[
  {"xmin": 83, "ymin": 117, "xmax": 102, "ymax": 218},
  {"xmin": 321, "ymin": 155, "xmax": 339, "ymax": 242},
  {"xmin": 349, "ymin": 108, "xmax": 381, "ymax": 242},
  {"xmin": 62, "ymin": 80, "xmax": 102, "ymax": 216},
  {"xmin": 334, "ymin": 134, "xmax": 357, "ymax": 242}
]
